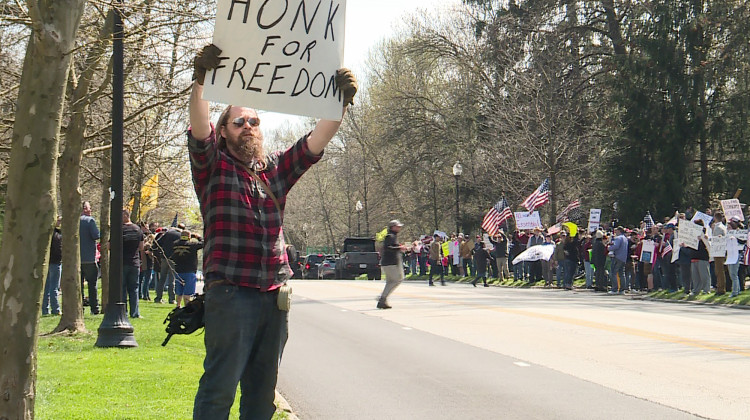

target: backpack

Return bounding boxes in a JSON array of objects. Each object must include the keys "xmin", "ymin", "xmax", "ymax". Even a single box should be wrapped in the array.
[{"xmin": 161, "ymin": 294, "xmax": 205, "ymax": 346}]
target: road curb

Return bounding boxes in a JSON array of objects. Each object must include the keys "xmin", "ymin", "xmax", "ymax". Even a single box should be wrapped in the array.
[
  {"xmin": 276, "ymin": 390, "xmax": 300, "ymax": 419},
  {"xmin": 635, "ymin": 295, "xmax": 750, "ymax": 310}
]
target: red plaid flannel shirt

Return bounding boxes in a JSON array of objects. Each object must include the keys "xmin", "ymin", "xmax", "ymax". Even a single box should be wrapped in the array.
[{"xmin": 188, "ymin": 127, "xmax": 322, "ymax": 291}]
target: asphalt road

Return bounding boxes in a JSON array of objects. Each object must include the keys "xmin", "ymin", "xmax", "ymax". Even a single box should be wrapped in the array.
[{"xmin": 277, "ymin": 280, "xmax": 750, "ymax": 419}]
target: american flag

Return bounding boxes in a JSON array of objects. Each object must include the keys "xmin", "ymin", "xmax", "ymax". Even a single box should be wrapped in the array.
[
  {"xmin": 643, "ymin": 211, "xmax": 655, "ymax": 230},
  {"xmin": 661, "ymin": 240, "xmax": 673, "ymax": 258},
  {"xmin": 521, "ymin": 178, "xmax": 550, "ymax": 212},
  {"xmin": 556, "ymin": 199, "xmax": 581, "ymax": 222},
  {"xmin": 744, "ymin": 244, "xmax": 750, "ymax": 266},
  {"xmin": 481, "ymin": 198, "xmax": 512, "ymax": 236}
]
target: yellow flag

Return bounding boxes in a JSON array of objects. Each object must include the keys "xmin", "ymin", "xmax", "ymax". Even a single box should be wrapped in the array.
[{"xmin": 139, "ymin": 173, "xmax": 159, "ymax": 215}]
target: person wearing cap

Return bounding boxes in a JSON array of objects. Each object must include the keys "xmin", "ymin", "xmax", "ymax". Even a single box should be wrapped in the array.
[
  {"xmin": 592, "ymin": 230, "xmax": 608, "ymax": 291},
  {"xmin": 608, "ymin": 226, "xmax": 628, "ymax": 294},
  {"xmin": 172, "ymin": 230, "xmax": 204, "ymax": 309},
  {"xmin": 378, "ymin": 220, "xmax": 407, "ymax": 309}
]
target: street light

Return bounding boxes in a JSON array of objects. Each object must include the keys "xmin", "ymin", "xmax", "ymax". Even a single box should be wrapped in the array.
[
  {"xmin": 355, "ymin": 200, "xmax": 363, "ymax": 236},
  {"xmin": 452, "ymin": 161, "xmax": 463, "ymax": 235},
  {"xmin": 96, "ymin": 1, "xmax": 136, "ymax": 348}
]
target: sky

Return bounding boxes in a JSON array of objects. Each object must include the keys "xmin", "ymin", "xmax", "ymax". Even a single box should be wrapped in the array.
[{"xmin": 258, "ymin": 0, "xmax": 461, "ymax": 134}]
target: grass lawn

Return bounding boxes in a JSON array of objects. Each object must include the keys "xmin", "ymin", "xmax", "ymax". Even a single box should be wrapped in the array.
[
  {"xmin": 648, "ymin": 288, "xmax": 750, "ymax": 305},
  {"xmin": 36, "ymin": 301, "xmax": 288, "ymax": 420}
]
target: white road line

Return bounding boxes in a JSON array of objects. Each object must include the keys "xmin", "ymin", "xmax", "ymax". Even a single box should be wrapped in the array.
[{"xmin": 514, "ymin": 362, "xmax": 531, "ymax": 367}]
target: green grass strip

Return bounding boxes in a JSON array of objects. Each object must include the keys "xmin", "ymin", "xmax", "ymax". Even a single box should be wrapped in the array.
[{"xmin": 36, "ymin": 301, "xmax": 288, "ymax": 419}]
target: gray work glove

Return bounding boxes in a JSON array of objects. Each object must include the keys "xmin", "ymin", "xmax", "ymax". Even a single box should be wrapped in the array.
[
  {"xmin": 335, "ymin": 68, "xmax": 358, "ymax": 106},
  {"xmin": 193, "ymin": 44, "xmax": 222, "ymax": 85}
]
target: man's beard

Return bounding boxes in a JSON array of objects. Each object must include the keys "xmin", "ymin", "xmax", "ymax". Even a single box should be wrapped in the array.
[{"xmin": 226, "ymin": 131, "xmax": 264, "ymax": 164}]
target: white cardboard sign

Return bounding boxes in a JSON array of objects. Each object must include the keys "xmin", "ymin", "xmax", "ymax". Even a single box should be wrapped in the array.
[
  {"xmin": 728, "ymin": 229, "xmax": 748, "ymax": 241},
  {"xmin": 204, "ymin": 0, "xmax": 348, "ymax": 120},
  {"xmin": 690, "ymin": 211, "xmax": 714, "ymax": 227},
  {"xmin": 588, "ymin": 209, "xmax": 601, "ymax": 232},
  {"xmin": 721, "ymin": 199, "xmax": 745, "ymax": 222},
  {"xmin": 709, "ymin": 236, "xmax": 727, "ymax": 258},
  {"xmin": 514, "ymin": 211, "xmax": 542, "ymax": 230},
  {"xmin": 678, "ymin": 219, "xmax": 703, "ymax": 250},
  {"xmin": 640, "ymin": 240, "xmax": 655, "ymax": 263}
]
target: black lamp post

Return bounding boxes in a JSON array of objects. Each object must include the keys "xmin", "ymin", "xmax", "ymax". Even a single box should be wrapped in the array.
[
  {"xmin": 356, "ymin": 200, "xmax": 363, "ymax": 236},
  {"xmin": 452, "ymin": 161, "xmax": 463, "ymax": 235},
  {"xmin": 96, "ymin": 1, "xmax": 137, "ymax": 348}
]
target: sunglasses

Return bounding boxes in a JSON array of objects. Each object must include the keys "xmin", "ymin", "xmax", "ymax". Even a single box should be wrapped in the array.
[{"xmin": 231, "ymin": 116, "xmax": 260, "ymax": 128}]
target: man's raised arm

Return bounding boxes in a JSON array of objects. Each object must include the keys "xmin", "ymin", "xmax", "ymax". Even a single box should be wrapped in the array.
[
  {"xmin": 307, "ymin": 68, "xmax": 358, "ymax": 155},
  {"xmin": 189, "ymin": 45, "xmax": 223, "ymax": 140}
]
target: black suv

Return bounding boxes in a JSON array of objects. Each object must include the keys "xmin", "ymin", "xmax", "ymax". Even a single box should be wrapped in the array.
[
  {"xmin": 302, "ymin": 254, "xmax": 326, "ymax": 279},
  {"xmin": 335, "ymin": 237, "xmax": 381, "ymax": 280}
]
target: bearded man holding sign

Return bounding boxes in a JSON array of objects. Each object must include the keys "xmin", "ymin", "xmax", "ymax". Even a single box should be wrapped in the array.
[{"xmin": 188, "ymin": 42, "xmax": 357, "ymax": 419}]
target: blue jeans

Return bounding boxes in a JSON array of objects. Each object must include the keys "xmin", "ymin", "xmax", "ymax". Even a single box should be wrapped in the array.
[
  {"xmin": 584, "ymin": 262, "xmax": 594, "ymax": 287},
  {"xmin": 555, "ymin": 261, "xmax": 564, "ymax": 286},
  {"xmin": 610, "ymin": 259, "xmax": 626, "ymax": 292},
  {"xmin": 194, "ymin": 285, "xmax": 288, "ymax": 420},
  {"xmin": 418, "ymin": 256, "xmax": 428, "ymax": 276},
  {"xmin": 42, "ymin": 263, "xmax": 62, "ymax": 315},
  {"xmin": 139, "ymin": 269, "xmax": 152, "ymax": 299},
  {"xmin": 515, "ymin": 261, "xmax": 522, "ymax": 279},
  {"xmin": 156, "ymin": 257, "xmax": 176, "ymax": 303},
  {"xmin": 563, "ymin": 259, "xmax": 576, "ymax": 287},
  {"xmin": 463, "ymin": 257, "xmax": 473, "ymax": 277},
  {"xmin": 81, "ymin": 262, "xmax": 99, "ymax": 313},
  {"xmin": 409, "ymin": 257, "xmax": 417, "ymax": 275},
  {"xmin": 122, "ymin": 265, "xmax": 140, "ymax": 317},
  {"xmin": 728, "ymin": 263, "xmax": 740, "ymax": 296}
]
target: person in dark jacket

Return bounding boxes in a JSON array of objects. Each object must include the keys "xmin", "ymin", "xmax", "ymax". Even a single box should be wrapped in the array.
[
  {"xmin": 172, "ymin": 230, "xmax": 205, "ymax": 309},
  {"xmin": 491, "ymin": 231, "xmax": 510, "ymax": 279},
  {"xmin": 42, "ymin": 216, "xmax": 63, "ymax": 315},
  {"xmin": 472, "ymin": 242, "xmax": 492, "ymax": 287},
  {"xmin": 563, "ymin": 233, "xmax": 580, "ymax": 289},
  {"xmin": 591, "ymin": 230, "xmax": 608, "ymax": 292}
]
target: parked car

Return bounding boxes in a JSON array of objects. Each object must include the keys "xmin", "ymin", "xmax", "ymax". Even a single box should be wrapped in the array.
[
  {"xmin": 335, "ymin": 237, "xmax": 380, "ymax": 280},
  {"xmin": 287, "ymin": 245, "xmax": 302, "ymax": 279},
  {"xmin": 302, "ymin": 254, "xmax": 326, "ymax": 279},
  {"xmin": 317, "ymin": 258, "xmax": 337, "ymax": 279}
]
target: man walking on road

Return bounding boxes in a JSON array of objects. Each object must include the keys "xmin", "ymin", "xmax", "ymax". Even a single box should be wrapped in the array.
[
  {"xmin": 378, "ymin": 220, "xmax": 406, "ymax": 309},
  {"xmin": 188, "ymin": 44, "xmax": 357, "ymax": 420}
]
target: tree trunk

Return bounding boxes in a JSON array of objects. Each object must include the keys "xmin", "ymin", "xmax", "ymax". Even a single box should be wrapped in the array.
[
  {"xmin": 0, "ymin": 2, "xmax": 86, "ymax": 417},
  {"xmin": 601, "ymin": 0, "xmax": 627, "ymax": 57},
  {"xmin": 99, "ymin": 150, "xmax": 112, "ymax": 307},
  {"xmin": 54, "ymin": 9, "xmax": 114, "ymax": 334}
]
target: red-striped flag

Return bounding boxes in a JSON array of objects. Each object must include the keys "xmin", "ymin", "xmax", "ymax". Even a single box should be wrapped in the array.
[
  {"xmin": 556, "ymin": 199, "xmax": 580, "ymax": 222},
  {"xmin": 743, "ymin": 244, "xmax": 750, "ymax": 266},
  {"xmin": 521, "ymin": 179, "xmax": 550, "ymax": 212},
  {"xmin": 481, "ymin": 198, "xmax": 512, "ymax": 236},
  {"xmin": 661, "ymin": 240, "xmax": 673, "ymax": 258}
]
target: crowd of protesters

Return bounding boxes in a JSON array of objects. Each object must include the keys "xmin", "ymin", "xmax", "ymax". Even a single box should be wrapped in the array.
[
  {"xmin": 40, "ymin": 201, "xmax": 204, "ymax": 318},
  {"xmin": 403, "ymin": 209, "xmax": 748, "ymax": 297}
]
